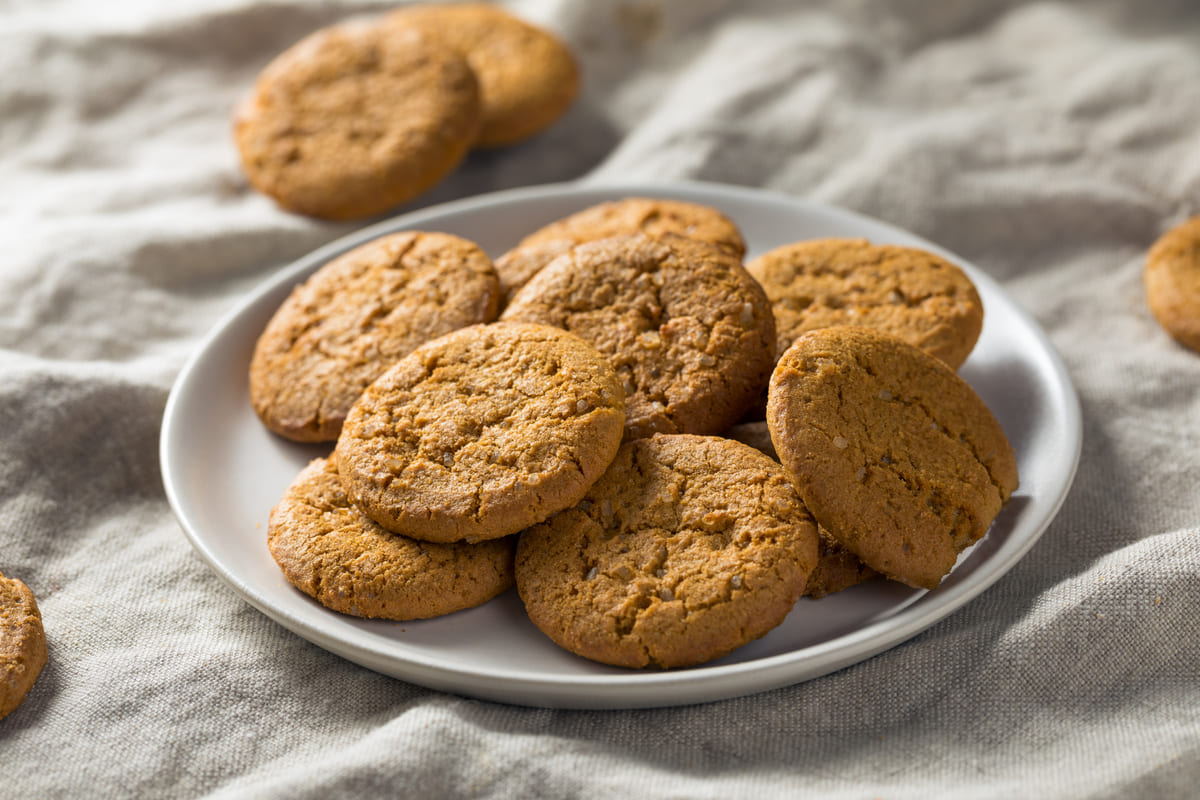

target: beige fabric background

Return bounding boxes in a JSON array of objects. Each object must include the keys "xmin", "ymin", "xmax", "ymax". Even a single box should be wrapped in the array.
[{"xmin": 2, "ymin": 0, "xmax": 1198, "ymax": 796}]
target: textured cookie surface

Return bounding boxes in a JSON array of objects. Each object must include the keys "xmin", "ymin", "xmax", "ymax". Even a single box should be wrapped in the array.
[
  {"xmin": 250, "ymin": 231, "xmax": 500, "ymax": 442},
  {"xmin": 0, "ymin": 571, "xmax": 47, "ymax": 721},
  {"xmin": 767, "ymin": 326, "xmax": 1018, "ymax": 590},
  {"xmin": 747, "ymin": 239, "xmax": 983, "ymax": 367},
  {"xmin": 515, "ymin": 434, "xmax": 819, "ymax": 669},
  {"xmin": 495, "ymin": 197, "xmax": 747, "ymax": 303},
  {"xmin": 383, "ymin": 3, "xmax": 578, "ymax": 148},
  {"xmin": 268, "ymin": 457, "xmax": 515, "ymax": 620},
  {"xmin": 723, "ymin": 420, "xmax": 878, "ymax": 597},
  {"xmin": 502, "ymin": 233, "xmax": 774, "ymax": 439},
  {"xmin": 234, "ymin": 22, "xmax": 480, "ymax": 220},
  {"xmin": 1144, "ymin": 214, "xmax": 1200, "ymax": 353},
  {"xmin": 335, "ymin": 322, "xmax": 625, "ymax": 543}
]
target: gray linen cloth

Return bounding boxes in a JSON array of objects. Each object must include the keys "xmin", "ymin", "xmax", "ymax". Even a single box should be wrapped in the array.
[{"xmin": 2, "ymin": 0, "xmax": 1198, "ymax": 796}]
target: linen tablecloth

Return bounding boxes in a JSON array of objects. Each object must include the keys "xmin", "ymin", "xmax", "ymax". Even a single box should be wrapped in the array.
[{"xmin": 3, "ymin": 0, "xmax": 1198, "ymax": 796}]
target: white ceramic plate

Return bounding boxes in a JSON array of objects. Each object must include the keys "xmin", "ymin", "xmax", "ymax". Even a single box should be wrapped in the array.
[{"xmin": 160, "ymin": 181, "xmax": 1081, "ymax": 709}]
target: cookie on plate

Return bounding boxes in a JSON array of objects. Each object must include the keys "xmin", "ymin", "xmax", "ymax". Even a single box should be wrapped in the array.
[
  {"xmin": 501, "ymin": 233, "xmax": 774, "ymax": 439},
  {"xmin": 334, "ymin": 321, "xmax": 625, "ymax": 543},
  {"xmin": 515, "ymin": 434, "xmax": 820, "ymax": 669},
  {"xmin": 1144, "ymin": 214, "xmax": 1200, "ymax": 353},
  {"xmin": 269, "ymin": 456, "xmax": 515, "ymax": 620},
  {"xmin": 494, "ymin": 197, "xmax": 747, "ymax": 304},
  {"xmin": 747, "ymin": 238, "xmax": 983, "ymax": 368},
  {"xmin": 382, "ymin": 3, "xmax": 579, "ymax": 148},
  {"xmin": 234, "ymin": 21, "xmax": 480, "ymax": 220},
  {"xmin": 250, "ymin": 231, "xmax": 500, "ymax": 443},
  {"xmin": 1, "ymin": 571, "xmax": 47, "ymax": 721},
  {"xmin": 767, "ymin": 326, "xmax": 1018, "ymax": 590}
]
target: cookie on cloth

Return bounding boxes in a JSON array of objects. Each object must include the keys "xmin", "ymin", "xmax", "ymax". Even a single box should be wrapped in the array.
[
  {"xmin": 494, "ymin": 197, "xmax": 747, "ymax": 304},
  {"xmin": 250, "ymin": 231, "xmax": 500, "ymax": 443},
  {"xmin": 501, "ymin": 233, "xmax": 774, "ymax": 440},
  {"xmin": 268, "ymin": 456, "xmax": 515, "ymax": 620},
  {"xmin": 746, "ymin": 238, "xmax": 983, "ymax": 367},
  {"xmin": 1, "ymin": 571, "xmax": 47, "ymax": 721},
  {"xmin": 722, "ymin": 419, "xmax": 878, "ymax": 598},
  {"xmin": 234, "ymin": 21, "xmax": 480, "ymax": 220},
  {"xmin": 515, "ymin": 434, "xmax": 819, "ymax": 669},
  {"xmin": 766, "ymin": 326, "xmax": 1018, "ymax": 590},
  {"xmin": 1144, "ymin": 214, "xmax": 1200, "ymax": 353},
  {"xmin": 382, "ymin": 3, "xmax": 579, "ymax": 148},
  {"xmin": 334, "ymin": 322, "xmax": 625, "ymax": 543}
]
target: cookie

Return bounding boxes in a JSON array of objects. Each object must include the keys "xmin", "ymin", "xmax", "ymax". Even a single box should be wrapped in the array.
[
  {"xmin": 494, "ymin": 197, "xmax": 747, "ymax": 304},
  {"xmin": 1144, "ymin": 214, "xmax": 1200, "ymax": 353},
  {"xmin": 501, "ymin": 233, "xmax": 774, "ymax": 439},
  {"xmin": 250, "ymin": 231, "xmax": 500, "ymax": 442},
  {"xmin": 767, "ymin": 326, "xmax": 1018, "ymax": 590},
  {"xmin": 723, "ymin": 419, "xmax": 878, "ymax": 597},
  {"xmin": 515, "ymin": 434, "xmax": 819, "ymax": 669},
  {"xmin": 234, "ymin": 22, "xmax": 481, "ymax": 220},
  {"xmin": 746, "ymin": 238, "xmax": 983, "ymax": 368},
  {"xmin": 383, "ymin": 3, "xmax": 579, "ymax": 148},
  {"xmin": 1, "ymin": 571, "xmax": 47, "ymax": 721},
  {"xmin": 334, "ymin": 321, "xmax": 625, "ymax": 543},
  {"xmin": 268, "ymin": 457, "xmax": 515, "ymax": 620}
]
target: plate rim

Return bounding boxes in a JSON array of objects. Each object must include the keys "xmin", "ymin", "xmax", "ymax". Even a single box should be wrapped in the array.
[{"xmin": 160, "ymin": 179, "xmax": 1082, "ymax": 708}]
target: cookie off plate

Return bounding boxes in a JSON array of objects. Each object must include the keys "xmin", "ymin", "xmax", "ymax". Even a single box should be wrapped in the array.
[{"xmin": 160, "ymin": 181, "xmax": 1081, "ymax": 709}]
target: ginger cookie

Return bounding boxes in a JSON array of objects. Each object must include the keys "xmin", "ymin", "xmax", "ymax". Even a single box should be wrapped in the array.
[
  {"xmin": 746, "ymin": 238, "xmax": 983, "ymax": 368},
  {"xmin": 1, "ymin": 571, "xmax": 47, "ymax": 721},
  {"xmin": 234, "ymin": 22, "xmax": 480, "ymax": 220},
  {"xmin": 515, "ymin": 434, "xmax": 819, "ymax": 669},
  {"xmin": 1145, "ymin": 214, "xmax": 1200, "ymax": 353},
  {"xmin": 494, "ymin": 197, "xmax": 747, "ymax": 304},
  {"xmin": 335, "ymin": 322, "xmax": 625, "ymax": 543},
  {"xmin": 501, "ymin": 233, "xmax": 774, "ymax": 440},
  {"xmin": 383, "ymin": 3, "xmax": 579, "ymax": 148},
  {"xmin": 767, "ymin": 326, "xmax": 1018, "ymax": 590},
  {"xmin": 723, "ymin": 419, "xmax": 878, "ymax": 598},
  {"xmin": 250, "ymin": 231, "xmax": 500, "ymax": 443},
  {"xmin": 268, "ymin": 457, "xmax": 515, "ymax": 620}
]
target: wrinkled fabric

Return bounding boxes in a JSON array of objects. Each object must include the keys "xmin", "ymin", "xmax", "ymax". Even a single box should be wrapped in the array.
[{"xmin": 2, "ymin": 1, "xmax": 1198, "ymax": 796}]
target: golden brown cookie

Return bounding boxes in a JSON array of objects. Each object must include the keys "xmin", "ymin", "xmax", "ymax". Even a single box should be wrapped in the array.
[
  {"xmin": 250, "ymin": 231, "xmax": 500, "ymax": 443},
  {"xmin": 335, "ymin": 321, "xmax": 625, "ymax": 543},
  {"xmin": 383, "ymin": 3, "xmax": 579, "ymax": 148},
  {"xmin": 1, "ymin": 571, "xmax": 47, "ymax": 721},
  {"xmin": 1145, "ymin": 215, "xmax": 1200, "ymax": 353},
  {"xmin": 723, "ymin": 419, "xmax": 878, "ymax": 598},
  {"xmin": 494, "ymin": 197, "xmax": 747, "ymax": 304},
  {"xmin": 746, "ymin": 239, "xmax": 983, "ymax": 368},
  {"xmin": 515, "ymin": 434, "xmax": 820, "ymax": 669},
  {"xmin": 234, "ymin": 22, "xmax": 481, "ymax": 220},
  {"xmin": 767, "ymin": 326, "xmax": 1018, "ymax": 590},
  {"xmin": 268, "ymin": 456, "xmax": 515, "ymax": 620},
  {"xmin": 501, "ymin": 233, "xmax": 774, "ymax": 440}
]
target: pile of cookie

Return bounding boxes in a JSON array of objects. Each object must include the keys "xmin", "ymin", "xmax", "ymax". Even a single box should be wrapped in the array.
[
  {"xmin": 255, "ymin": 197, "xmax": 1019, "ymax": 669},
  {"xmin": 234, "ymin": 4, "xmax": 579, "ymax": 220}
]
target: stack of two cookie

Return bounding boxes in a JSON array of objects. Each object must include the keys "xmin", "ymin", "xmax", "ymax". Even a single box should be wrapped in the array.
[{"xmin": 235, "ymin": 3, "xmax": 579, "ymax": 220}]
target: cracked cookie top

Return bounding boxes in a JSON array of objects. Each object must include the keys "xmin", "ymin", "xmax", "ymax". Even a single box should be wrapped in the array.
[
  {"xmin": 250, "ymin": 231, "xmax": 500, "ymax": 443},
  {"xmin": 1144, "ymin": 214, "xmax": 1200, "ymax": 354},
  {"xmin": 334, "ymin": 321, "xmax": 625, "ymax": 543},
  {"xmin": 501, "ymin": 233, "xmax": 774, "ymax": 440},
  {"xmin": 494, "ymin": 197, "xmax": 746, "ymax": 304},
  {"xmin": 746, "ymin": 238, "xmax": 983, "ymax": 368},
  {"xmin": 515, "ymin": 434, "xmax": 819, "ymax": 669},
  {"xmin": 1, "ymin": 570, "xmax": 47, "ymax": 721},
  {"xmin": 766, "ymin": 326, "xmax": 1018, "ymax": 590},
  {"xmin": 268, "ymin": 456, "xmax": 515, "ymax": 620},
  {"xmin": 234, "ymin": 22, "xmax": 481, "ymax": 220}
]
